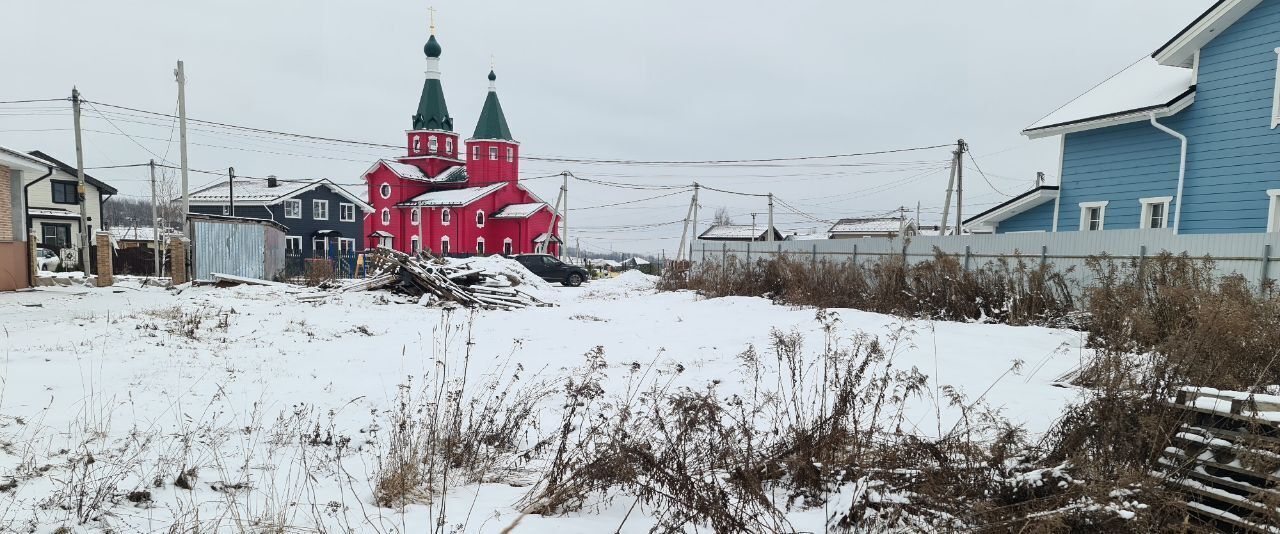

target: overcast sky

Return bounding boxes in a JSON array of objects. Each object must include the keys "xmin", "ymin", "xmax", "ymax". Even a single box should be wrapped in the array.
[{"xmin": 3, "ymin": 0, "xmax": 1212, "ymax": 256}]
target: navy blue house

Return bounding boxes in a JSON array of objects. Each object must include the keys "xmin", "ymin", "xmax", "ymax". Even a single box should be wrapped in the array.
[
  {"xmin": 968, "ymin": 0, "xmax": 1280, "ymax": 236},
  {"xmin": 187, "ymin": 176, "xmax": 372, "ymax": 257}
]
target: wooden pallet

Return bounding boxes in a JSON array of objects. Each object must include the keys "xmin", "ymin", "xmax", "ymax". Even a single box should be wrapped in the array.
[{"xmin": 1166, "ymin": 388, "xmax": 1280, "ymax": 532}]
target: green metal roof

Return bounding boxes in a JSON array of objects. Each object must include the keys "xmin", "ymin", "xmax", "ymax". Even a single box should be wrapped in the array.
[
  {"xmin": 413, "ymin": 78, "xmax": 453, "ymax": 131},
  {"xmin": 472, "ymin": 78, "xmax": 513, "ymax": 141}
]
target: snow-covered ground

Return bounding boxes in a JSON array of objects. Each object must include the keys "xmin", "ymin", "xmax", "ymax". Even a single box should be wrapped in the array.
[{"xmin": 0, "ymin": 272, "xmax": 1089, "ymax": 532}]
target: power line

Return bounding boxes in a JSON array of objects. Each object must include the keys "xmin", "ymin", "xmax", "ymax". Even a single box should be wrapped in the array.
[
  {"xmin": 0, "ymin": 98, "xmax": 67, "ymax": 105},
  {"xmin": 527, "ymin": 144, "xmax": 953, "ymax": 166},
  {"xmin": 575, "ymin": 189, "xmax": 691, "ymax": 210},
  {"xmin": 699, "ymin": 184, "xmax": 770, "ymax": 198},
  {"xmin": 966, "ymin": 151, "xmax": 1014, "ymax": 197},
  {"xmin": 76, "ymin": 98, "xmax": 954, "ymax": 167}
]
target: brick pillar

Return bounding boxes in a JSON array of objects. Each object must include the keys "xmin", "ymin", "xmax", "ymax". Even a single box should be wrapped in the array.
[
  {"xmin": 28, "ymin": 230, "xmax": 38, "ymax": 287},
  {"xmin": 95, "ymin": 231, "xmax": 113, "ymax": 287},
  {"xmin": 169, "ymin": 235, "xmax": 188, "ymax": 285}
]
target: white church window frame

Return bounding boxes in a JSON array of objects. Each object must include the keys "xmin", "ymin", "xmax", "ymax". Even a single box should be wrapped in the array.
[
  {"xmin": 476, "ymin": 237, "xmax": 485, "ymax": 255},
  {"xmin": 379, "ymin": 183, "xmax": 391, "ymax": 200},
  {"xmin": 441, "ymin": 208, "xmax": 451, "ymax": 225},
  {"xmin": 381, "ymin": 208, "xmax": 391, "ymax": 226},
  {"xmin": 410, "ymin": 207, "xmax": 420, "ymax": 226},
  {"xmin": 428, "ymin": 135, "xmax": 438, "ymax": 154}
]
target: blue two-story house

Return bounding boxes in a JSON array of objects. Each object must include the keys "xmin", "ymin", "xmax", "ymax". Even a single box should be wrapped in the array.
[
  {"xmin": 967, "ymin": 0, "xmax": 1280, "ymax": 236},
  {"xmin": 187, "ymin": 176, "xmax": 372, "ymax": 257}
]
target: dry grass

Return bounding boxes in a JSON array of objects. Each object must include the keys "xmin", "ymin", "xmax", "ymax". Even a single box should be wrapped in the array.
[{"xmin": 662, "ymin": 248, "xmax": 1076, "ymax": 326}]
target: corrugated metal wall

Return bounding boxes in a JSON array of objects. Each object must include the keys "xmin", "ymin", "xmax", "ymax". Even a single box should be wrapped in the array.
[
  {"xmin": 192, "ymin": 219, "xmax": 267, "ymax": 281},
  {"xmin": 697, "ymin": 229, "xmax": 1280, "ymax": 290},
  {"xmin": 262, "ymin": 226, "xmax": 286, "ymax": 280}
]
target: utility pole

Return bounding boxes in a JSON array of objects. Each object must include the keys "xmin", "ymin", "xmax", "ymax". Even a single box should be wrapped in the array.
[
  {"xmin": 175, "ymin": 61, "xmax": 190, "ymax": 225},
  {"xmin": 916, "ymin": 201, "xmax": 921, "ymax": 231},
  {"xmin": 938, "ymin": 139, "xmax": 966, "ymax": 236},
  {"xmin": 767, "ymin": 193, "xmax": 775, "ymax": 243},
  {"xmin": 955, "ymin": 139, "xmax": 967, "ymax": 235},
  {"xmin": 939, "ymin": 153, "xmax": 957, "ymax": 236},
  {"xmin": 150, "ymin": 159, "xmax": 160, "ymax": 277},
  {"xmin": 561, "ymin": 172, "xmax": 568, "ymax": 259},
  {"xmin": 539, "ymin": 177, "xmax": 564, "ymax": 255},
  {"xmin": 689, "ymin": 183, "xmax": 699, "ymax": 259},
  {"xmin": 71, "ymin": 87, "xmax": 90, "ymax": 277},
  {"xmin": 676, "ymin": 187, "xmax": 697, "ymax": 261},
  {"xmin": 751, "ymin": 213, "xmax": 758, "ymax": 242},
  {"xmin": 228, "ymin": 167, "xmax": 236, "ymax": 217}
]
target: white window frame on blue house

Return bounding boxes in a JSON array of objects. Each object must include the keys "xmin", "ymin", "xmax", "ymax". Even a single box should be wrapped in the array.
[
  {"xmin": 340, "ymin": 202, "xmax": 355, "ymax": 222},
  {"xmin": 284, "ymin": 199, "xmax": 302, "ymax": 219},
  {"xmin": 312, "ymin": 199, "xmax": 329, "ymax": 220},
  {"xmin": 1079, "ymin": 201, "xmax": 1108, "ymax": 232},
  {"xmin": 1139, "ymin": 196, "xmax": 1173, "ymax": 229},
  {"xmin": 1267, "ymin": 189, "xmax": 1280, "ymax": 233},
  {"xmin": 1271, "ymin": 48, "xmax": 1280, "ymax": 129},
  {"xmin": 285, "ymin": 236, "xmax": 302, "ymax": 252}
]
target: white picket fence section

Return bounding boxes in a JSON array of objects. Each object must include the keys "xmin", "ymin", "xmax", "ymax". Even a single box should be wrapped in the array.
[{"xmin": 694, "ymin": 229, "xmax": 1280, "ymax": 289}]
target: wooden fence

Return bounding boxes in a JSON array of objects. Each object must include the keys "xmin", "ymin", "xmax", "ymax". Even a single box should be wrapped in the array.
[{"xmin": 1165, "ymin": 387, "xmax": 1280, "ymax": 532}]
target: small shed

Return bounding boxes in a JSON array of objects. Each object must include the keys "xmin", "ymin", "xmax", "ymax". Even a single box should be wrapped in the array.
[
  {"xmin": 190, "ymin": 214, "xmax": 287, "ymax": 282},
  {"xmin": 828, "ymin": 217, "xmax": 917, "ymax": 239},
  {"xmin": 697, "ymin": 224, "xmax": 785, "ymax": 242}
]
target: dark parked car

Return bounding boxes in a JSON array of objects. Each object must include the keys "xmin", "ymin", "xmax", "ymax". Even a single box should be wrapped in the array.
[{"xmin": 513, "ymin": 254, "xmax": 588, "ymax": 287}]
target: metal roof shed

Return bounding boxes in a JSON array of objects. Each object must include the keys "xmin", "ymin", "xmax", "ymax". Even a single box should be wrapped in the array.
[{"xmin": 190, "ymin": 214, "xmax": 287, "ymax": 282}]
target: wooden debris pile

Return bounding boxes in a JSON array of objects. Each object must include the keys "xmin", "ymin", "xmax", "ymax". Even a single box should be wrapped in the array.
[{"xmin": 362, "ymin": 248, "xmax": 553, "ymax": 309}]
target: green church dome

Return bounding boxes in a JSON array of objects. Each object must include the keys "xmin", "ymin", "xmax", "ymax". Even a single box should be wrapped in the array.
[{"xmin": 424, "ymin": 35, "xmax": 442, "ymax": 58}]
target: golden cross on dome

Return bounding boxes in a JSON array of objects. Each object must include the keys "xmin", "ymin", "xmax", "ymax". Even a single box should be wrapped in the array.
[{"xmin": 429, "ymin": 6, "xmax": 437, "ymax": 35}]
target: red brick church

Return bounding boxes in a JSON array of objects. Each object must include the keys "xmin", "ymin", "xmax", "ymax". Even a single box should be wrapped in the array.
[{"xmin": 362, "ymin": 29, "xmax": 559, "ymax": 256}]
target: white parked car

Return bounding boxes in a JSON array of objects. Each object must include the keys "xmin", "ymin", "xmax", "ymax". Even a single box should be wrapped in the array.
[{"xmin": 35, "ymin": 248, "xmax": 60, "ymax": 272}]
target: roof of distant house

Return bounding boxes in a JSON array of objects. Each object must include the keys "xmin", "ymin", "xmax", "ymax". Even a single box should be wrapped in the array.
[
  {"xmin": 187, "ymin": 177, "xmax": 371, "ymax": 210},
  {"xmin": 28, "ymin": 150, "xmax": 118, "ymax": 194},
  {"xmin": 698, "ymin": 224, "xmax": 784, "ymax": 241},
  {"xmin": 785, "ymin": 232, "xmax": 827, "ymax": 241},
  {"xmin": 829, "ymin": 217, "xmax": 913, "ymax": 234},
  {"xmin": 108, "ymin": 226, "xmax": 173, "ymax": 242}
]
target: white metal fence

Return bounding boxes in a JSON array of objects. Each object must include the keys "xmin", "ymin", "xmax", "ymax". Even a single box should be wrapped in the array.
[{"xmin": 695, "ymin": 229, "xmax": 1280, "ymax": 289}]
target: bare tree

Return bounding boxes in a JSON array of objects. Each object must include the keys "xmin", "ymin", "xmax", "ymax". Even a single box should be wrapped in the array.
[
  {"xmin": 102, "ymin": 166, "xmax": 183, "ymax": 230},
  {"xmin": 713, "ymin": 207, "xmax": 734, "ymax": 226}
]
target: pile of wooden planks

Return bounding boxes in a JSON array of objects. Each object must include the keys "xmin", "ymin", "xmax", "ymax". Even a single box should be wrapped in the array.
[
  {"xmin": 363, "ymin": 248, "xmax": 553, "ymax": 310},
  {"xmin": 1163, "ymin": 387, "xmax": 1280, "ymax": 532}
]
